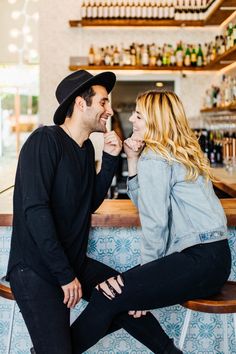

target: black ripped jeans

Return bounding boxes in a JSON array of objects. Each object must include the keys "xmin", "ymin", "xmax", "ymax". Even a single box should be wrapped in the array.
[
  {"xmin": 71, "ymin": 240, "xmax": 231, "ymax": 354},
  {"xmin": 10, "ymin": 256, "xmax": 174, "ymax": 354}
]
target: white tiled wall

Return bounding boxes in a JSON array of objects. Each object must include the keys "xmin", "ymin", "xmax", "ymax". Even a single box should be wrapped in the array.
[{"xmin": 39, "ymin": 0, "xmax": 223, "ymax": 127}]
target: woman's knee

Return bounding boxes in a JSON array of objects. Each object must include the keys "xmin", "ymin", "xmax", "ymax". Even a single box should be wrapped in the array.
[{"xmin": 95, "ymin": 274, "xmax": 124, "ymax": 300}]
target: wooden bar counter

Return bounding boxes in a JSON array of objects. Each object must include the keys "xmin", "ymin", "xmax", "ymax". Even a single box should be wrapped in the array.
[
  {"xmin": 212, "ymin": 167, "xmax": 236, "ymax": 199},
  {"xmin": 1, "ymin": 188, "xmax": 236, "ymax": 227}
]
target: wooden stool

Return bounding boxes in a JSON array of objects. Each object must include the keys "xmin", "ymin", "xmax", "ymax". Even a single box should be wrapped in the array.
[
  {"xmin": 179, "ymin": 281, "xmax": 236, "ymax": 354},
  {"xmin": 0, "ymin": 276, "xmax": 15, "ymax": 354}
]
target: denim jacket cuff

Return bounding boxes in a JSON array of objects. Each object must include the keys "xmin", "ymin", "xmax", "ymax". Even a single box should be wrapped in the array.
[{"xmin": 127, "ymin": 175, "xmax": 139, "ymax": 191}]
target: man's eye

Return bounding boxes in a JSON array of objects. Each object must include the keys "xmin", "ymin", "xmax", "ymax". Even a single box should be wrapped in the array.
[{"xmin": 137, "ymin": 116, "xmax": 141, "ymax": 120}]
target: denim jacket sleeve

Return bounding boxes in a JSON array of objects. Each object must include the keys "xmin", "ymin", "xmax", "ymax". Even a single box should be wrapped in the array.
[
  {"xmin": 127, "ymin": 175, "xmax": 139, "ymax": 208},
  {"xmin": 138, "ymin": 157, "xmax": 171, "ymax": 264}
]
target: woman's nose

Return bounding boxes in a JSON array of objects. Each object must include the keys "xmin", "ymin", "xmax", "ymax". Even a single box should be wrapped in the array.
[{"xmin": 129, "ymin": 114, "xmax": 134, "ymax": 122}]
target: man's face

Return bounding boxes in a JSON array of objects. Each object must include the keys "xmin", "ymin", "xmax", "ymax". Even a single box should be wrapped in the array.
[{"xmin": 83, "ymin": 85, "xmax": 113, "ymax": 133}]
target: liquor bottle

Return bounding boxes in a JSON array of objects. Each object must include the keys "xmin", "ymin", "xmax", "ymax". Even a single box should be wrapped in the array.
[
  {"xmin": 141, "ymin": 0, "xmax": 147, "ymax": 18},
  {"xmin": 226, "ymin": 23, "xmax": 234, "ymax": 50},
  {"xmin": 125, "ymin": 0, "xmax": 131, "ymax": 18},
  {"xmin": 176, "ymin": 41, "xmax": 183, "ymax": 67},
  {"xmin": 202, "ymin": 43, "xmax": 208, "ymax": 66},
  {"xmin": 190, "ymin": 46, "xmax": 197, "ymax": 67},
  {"xmin": 219, "ymin": 35, "xmax": 226, "ymax": 55},
  {"xmin": 147, "ymin": 1, "xmax": 153, "ymax": 18},
  {"xmin": 81, "ymin": 1, "xmax": 87, "ymax": 19},
  {"xmin": 162, "ymin": 45, "xmax": 167, "ymax": 66},
  {"xmin": 131, "ymin": 1, "xmax": 136, "ymax": 18},
  {"xmin": 135, "ymin": 43, "xmax": 141, "ymax": 65},
  {"xmin": 92, "ymin": 1, "xmax": 98, "ymax": 18},
  {"xmin": 233, "ymin": 23, "xmax": 236, "ymax": 45},
  {"xmin": 103, "ymin": 1, "xmax": 108, "ymax": 17},
  {"xmin": 88, "ymin": 45, "xmax": 95, "ymax": 65},
  {"xmin": 148, "ymin": 43, "xmax": 155, "ymax": 65},
  {"xmin": 141, "ymin": 44, "xmax": 149, "ymax": 65},
  {"xmin": 108, "ymin": 0, "xmax": 114, "ymax": 18},
  {"xmin": 130, "ymin": 45, "xmax": 136, "ymax": 65},
  {"xmin": 184, "ymin": 45, "xmax": 191, "ymax": 66},
  {"xmin": 158, "ymin": 4, "xmax": 163, "ymax": 18},
  {"xmin": 87, "ymin": 1, "xmax": 92, "ymax": 18},
  {"xmin": 94, "ymin": 47, "xmax": 102, "ymax": 65},
  {"xmin": 197, "ymin": 44, "xmax": 203, "ymax": 67},
  {"xmin": 136, "ymin": 2, "xmax": 142, "ymax": 18},
  {"xmin": 114, "ymin": 1, "xmax": 119, "ymax": 18},
  {"xmin": 104, "ymin": 47, "xmax": 110, "ymax": 66},
  {"xmin": 170, "ymin": 46, "xmax": 176, "ymax": 66},
  {"xmin": 156, "ymin": 52, "xmax": 162, "ymax": 66},
  {"xmin": 120, "ymin": 1, "xmax": 125, "ymax": 17},
  {"xmin": 113, "ymin": 46, "xmax": 120, "ymax": 65}
]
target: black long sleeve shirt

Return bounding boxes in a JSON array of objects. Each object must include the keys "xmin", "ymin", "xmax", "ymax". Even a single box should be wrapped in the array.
[{"xmin": 7, "ymin": 126, "xmax": 119, "ymax": 286}]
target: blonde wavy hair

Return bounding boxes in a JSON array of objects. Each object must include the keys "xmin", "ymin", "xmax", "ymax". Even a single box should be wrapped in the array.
[{"xmin": 136, "ymin": 90, "xmax": 214, "ymax": 181}]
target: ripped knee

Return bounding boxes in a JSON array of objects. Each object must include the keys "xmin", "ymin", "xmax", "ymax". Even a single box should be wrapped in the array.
[{"xmin": 96, "ymin": 275, "xmax": 124, "ymax": 300}]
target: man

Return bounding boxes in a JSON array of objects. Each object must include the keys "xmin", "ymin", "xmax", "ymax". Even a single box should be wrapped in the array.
[{"xmin": 7, "ymin": 70, "xmax": 166, "ymax": 354}]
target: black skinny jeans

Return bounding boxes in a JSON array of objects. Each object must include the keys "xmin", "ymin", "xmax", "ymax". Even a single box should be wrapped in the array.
[
  {"xmin": 71, "ymin": 240, "xmax": 231, "ymax": 354},
  {"xmin": 10, "ymin": 256, "xmax": 173, "ymax": 354}
]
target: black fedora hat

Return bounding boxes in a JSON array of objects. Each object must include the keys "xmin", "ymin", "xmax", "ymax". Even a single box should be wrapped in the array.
[{"xmin": 53, "ymin": 70, "xmax": 116, "ymax": 125}]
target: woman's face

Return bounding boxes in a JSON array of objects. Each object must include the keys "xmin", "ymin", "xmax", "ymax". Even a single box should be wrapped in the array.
[{"xmin": 129, "ymin": 107, "xmax": 146, "ymax": 141}]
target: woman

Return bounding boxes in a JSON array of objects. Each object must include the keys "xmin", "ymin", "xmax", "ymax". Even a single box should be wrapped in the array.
[{"xmin": 71, "ymin": 91, "xmax": 231, "ymax": 354}]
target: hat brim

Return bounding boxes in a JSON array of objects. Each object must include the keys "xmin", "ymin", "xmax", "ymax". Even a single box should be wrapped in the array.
[{"xmin": 53, "ymin": 71, "xmax": 116, "ymax": 125}]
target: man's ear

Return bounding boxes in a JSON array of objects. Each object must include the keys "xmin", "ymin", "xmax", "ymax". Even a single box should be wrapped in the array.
[{"xmin": 75, "ymin": 96, "xmax": 86, "ymax": 112}]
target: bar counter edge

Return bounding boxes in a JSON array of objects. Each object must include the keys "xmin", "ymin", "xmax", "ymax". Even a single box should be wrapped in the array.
[{"xmin": 1, "ymin": 198, "xmax": 236, "ymax": 227}]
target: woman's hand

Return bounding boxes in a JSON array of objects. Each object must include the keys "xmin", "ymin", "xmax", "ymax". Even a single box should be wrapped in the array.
[
  {"xmin": 124, "ymin": 137, "xmax": 144, "ymax": 177},
  {"xmin": 128, "ymin": 310, "xmax": 148, "ymax": 318},
  {"xmin": 124, "ymin": 137, "xmax": 144, "ymax": 160},
  {"xmin": 61, "ymin": 277, "xmax": 82, "ymax": 308}
]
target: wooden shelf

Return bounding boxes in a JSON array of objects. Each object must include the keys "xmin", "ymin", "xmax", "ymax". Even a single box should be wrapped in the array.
[
  {"xmin": 69, "ymin": 19, "xmax": 204, "ymax": 27},
  {"xmin": 69, "ymin": 1, "xmax": 236, "ymax": 28},
  {"xmin": 69, "ymin": 45, "xmax": 236, "ymax": 72},
  {"xmin": 201, "ymin": 105, "xmax": 236, "ymax": 113},
  {"xmin": 207, "ymin": 45, "xmax": 236, "ymax": 70},
  {"xmin": 204, "ymin": 0, "xmax": 236, "ymax": 25},
  {"xmin": 69, "ymin": 64, "xmax": 208, "ymax": 71}
]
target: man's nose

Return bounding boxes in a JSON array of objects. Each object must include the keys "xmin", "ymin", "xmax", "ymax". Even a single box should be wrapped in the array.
[{"xmin": 106, "ymin": 104, "xmax": 113, "ymax": 116}]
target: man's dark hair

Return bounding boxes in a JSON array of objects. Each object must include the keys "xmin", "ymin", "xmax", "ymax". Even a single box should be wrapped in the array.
[{"xmin": 66, "ymin": 86, "xmax": 96, "ymax": 118}]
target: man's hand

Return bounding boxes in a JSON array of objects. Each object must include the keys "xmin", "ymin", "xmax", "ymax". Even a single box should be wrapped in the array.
[
  {"xmin": 128, "ymin": 310, "xmax": 148, "ymax": 318},
  {"xmin": 104, "ymin": 131, "xmax": 122, "ymax": 156},
  {"xmin": 61, "ymin": 277, "xmax": 82, "ymax": 308}
]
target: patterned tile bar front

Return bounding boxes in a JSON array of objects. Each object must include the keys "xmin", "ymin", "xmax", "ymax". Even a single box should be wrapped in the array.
[{"xmin": 0, "ymin": 226, "xmax": 236, "ymax": 353}]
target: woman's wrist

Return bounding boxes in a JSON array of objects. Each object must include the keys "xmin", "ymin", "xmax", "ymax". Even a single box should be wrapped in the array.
[{"xmin": 127, "ymin": 158, "xmax": 138, "ymax": 176}]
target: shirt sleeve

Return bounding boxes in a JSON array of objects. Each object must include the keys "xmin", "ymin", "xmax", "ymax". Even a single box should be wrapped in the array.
[
  {"xmin": 138, "ymin": 158, "xmax": 171, "ymax": 265},
  {"xmin": 20, "ymin": 128, "xmax": 75, "ymax": 286},
  {"xmin": 127, "ymin": 175, "xmax": 139, "ymax": 208},
  {"xmin": 91, "ymin": 151, "xmax": 119, "ymax": 212}
]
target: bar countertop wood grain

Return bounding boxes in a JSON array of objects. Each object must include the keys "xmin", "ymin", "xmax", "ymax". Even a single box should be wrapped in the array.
[
  {"xmin": 0, "ymin": 188, "xmax": 236, "ymax": 227},
  {"xmin": 212, "ymin": 168, "xmax": 236, "ymax": 198}
]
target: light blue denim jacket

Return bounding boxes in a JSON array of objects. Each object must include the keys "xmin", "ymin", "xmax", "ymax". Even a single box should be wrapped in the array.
[{"xmin": 127, "ymin": 149, "xmax": 228, "ymax": 265}]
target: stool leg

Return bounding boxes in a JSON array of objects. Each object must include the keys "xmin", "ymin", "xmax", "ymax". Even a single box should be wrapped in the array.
[
  {"xmin": 222, "ymin": 314, "xmax": 228, "ymax": 354},
  {"xmin": 6, "ymin": 301, "xmax": 16, "ymax": 354},
  {"xmin": 179, "ymin": 309, "xmax": 191, "ymax": 350}
]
